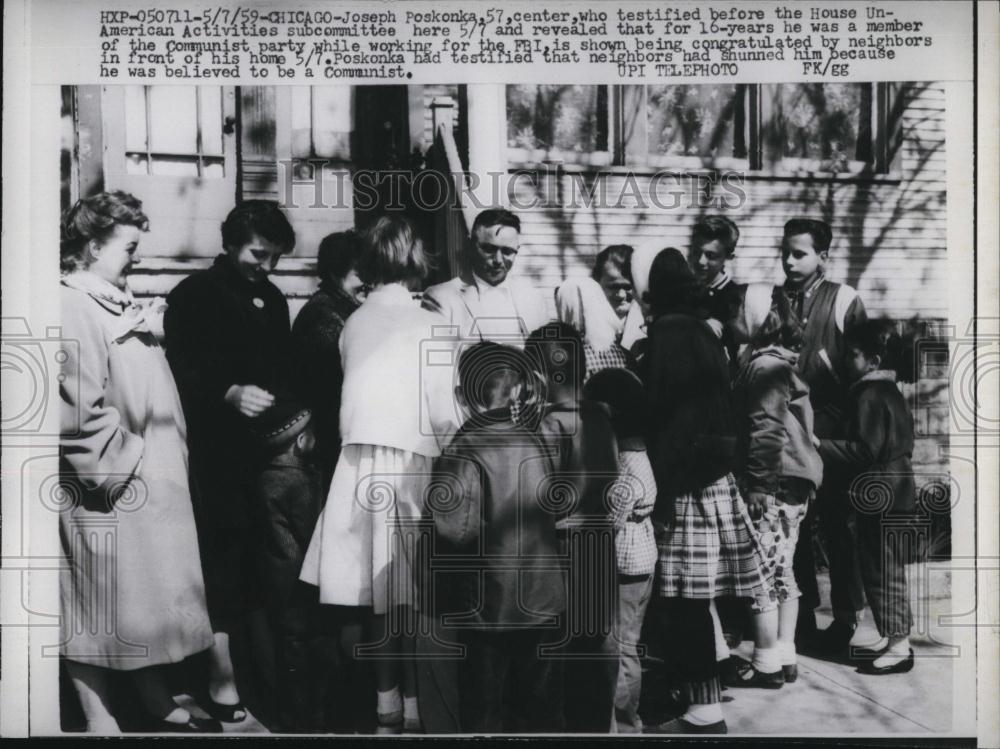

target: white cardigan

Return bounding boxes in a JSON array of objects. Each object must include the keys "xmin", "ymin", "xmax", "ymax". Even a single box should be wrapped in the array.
[{"xmin": 338, "ymin": 283, "xmax": 459, "ymax": 457}]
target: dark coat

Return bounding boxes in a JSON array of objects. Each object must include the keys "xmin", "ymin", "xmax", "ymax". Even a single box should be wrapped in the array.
[
  {"xmin": 164, "ymin": 254, "xmax": 292, "ymax": 526},
  {"xmin": 291, "ymin": 281, "xmax": 360, "ymax": 487},
  {"xmin": 644, "ymin": 308, "xmax": 738, "ymax": 511},
  {"xmin": 429, "ymin": 410, "xmax": 566, "ymax": 627},
  {"xmin": 819, "ymin": 372, "xmax": 916, "ymax": 515}
]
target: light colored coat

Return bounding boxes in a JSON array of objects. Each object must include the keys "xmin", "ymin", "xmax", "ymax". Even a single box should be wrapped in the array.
[
  {"xmin": 59, "ymin": 273, "xmax": 213, "ymax": 669},
  {"xmin": 421, "ymin": 273, "xmax": 550, "ymax": 346},
  {"xmin": 338, "ymin": 283, "xmax": 459, "ymax": 457}
]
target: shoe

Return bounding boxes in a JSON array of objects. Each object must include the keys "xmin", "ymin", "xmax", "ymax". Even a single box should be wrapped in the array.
[
  {"xmin": 644, "ymin": 717, "xmax": 727, "ymax": 734},
  {"xmin": 858, "ymin": 649, "xmax": 915, "ymax": 675},
  {"xmin": 850, "ymin": 643, "xmax": 890, "ymax": 660},
  {"xmin": 782, "ymin": 664, "xmax": 799, "ymax": 683},
  {"xmin": 202, "ymin": 697, "xmax": 247, "ymax": 723},
  {"xmin": 403, "ymin": 716, "xmax": 423, "ymax": 734},
  {"xmin": 151, "ymin": 715, "xmax": 223, "ymax": 733},
  {"xmin": 721, "ymin": 661, "xmax": 784, "ymax": 689},
  {"xmin": 376, "ymin": 710, "xmax": 403, "ymax": 735}
]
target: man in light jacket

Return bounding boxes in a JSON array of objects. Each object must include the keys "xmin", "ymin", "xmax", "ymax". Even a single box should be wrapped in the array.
[{"xmin": 422, "ymin": 208, "xmax": 549, "ymax": 345}]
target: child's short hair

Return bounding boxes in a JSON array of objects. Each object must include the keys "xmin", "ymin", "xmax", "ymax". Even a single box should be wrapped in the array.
[
  {"xmin": 457, "ymin": 342, "xmax": 532, "ymax": 413},
  {"xmin": 783, "ymin": 218, "xmax": 832, "ymax": 254},
  {"xmin": 357, "ymin": 215, "xmax": 429, "ymax": 286},
  {"xmin": 317, "ymin": 230, "xmax": 364, "ymax": 283},
  {"xmin": 751, "ymin": 289, "xmax": 804, "ymax": 351},
  {"xmin": 583, "ymin": 368, "xmax": 646, "ymax": 440},
  {"xmin": 221, "ymin": 200, "xmax": 296, "ymax": 253},
  {"xmin": 691, "ymin": 215, "xmax": 740, "ymax": 256},
  {"xmin": 845, "ymin": 319, "xmax": 902, "ymax": 371},
  {"xmin": 524, "ymin": 322, "xmax": 586, "ymax": 392}
]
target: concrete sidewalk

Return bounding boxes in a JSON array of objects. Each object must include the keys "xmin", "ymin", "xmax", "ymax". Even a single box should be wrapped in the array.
[{"xmin": 191, "ymin": 566, "xmax": 954, "ymax": 736}]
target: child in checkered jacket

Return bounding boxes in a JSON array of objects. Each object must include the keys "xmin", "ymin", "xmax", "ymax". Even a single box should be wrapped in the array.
[{"xmin": 583, "ymin": 368, "xmax": 658, "ymax": 733}]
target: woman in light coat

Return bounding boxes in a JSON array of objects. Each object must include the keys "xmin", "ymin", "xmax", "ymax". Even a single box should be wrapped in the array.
[
  {"xmin": 300, "ymin": 215, "xmax": 457, "ymax": 733},
  {"xmin": 58, "ymin": 192, "xmax": 216, "ymax": 733}
]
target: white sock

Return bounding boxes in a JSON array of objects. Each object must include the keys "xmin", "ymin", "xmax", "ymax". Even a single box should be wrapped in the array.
[
  {"xmin": 751, "ymin": 646, "xmax": 781, "ymax": 674},
  {"xmin": 777, "ymin": 640, "xmax": 797, "ymax": 666},
  {"xmin": 683, "ymin": 702, "xmax": 724, "ymax": 726},
  {"xmin": 709, "ymin": 601, "xmax": 729, "ymax": 661},
  {"xmin": 377, "ymin": 688, "xmax": 402, "ymax": 716},
  {"xmin": 403, "ymin": 696, "xmax": 420, "ymax": 721}
]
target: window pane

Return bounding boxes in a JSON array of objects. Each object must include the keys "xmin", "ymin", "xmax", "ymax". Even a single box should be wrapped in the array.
[
  {"xmin": 124, "ymin": 86, "xmax": 148, "ymax": 152},
  {"xmin": 764, "ymin": 83, "xmax": 871, "ymax": 169},
  {"xmin": 202, "ymin": 159, "xmax": 225, "ymax": 179},
  {"xmin": 647, "ymin": 84, "xmax": 741, "ymax": 158},
  {"xmin": 290, "ymin": 86, "xmax": 312, "ymax": 159},
  {"xmin": 148, "ymin": 86, "xmax": 198, "ymax": 154},
  {"xmin": 312, "ymin": 86, "xmax": 352, "ymax": 160},
  {"xmin": 506, "ymin": 85, "xmax": 608, "ymax": 153},
  {"xmin": 199, "ymin": 87, "xmax": 223, "ymax": 156},
  {"xmin": 150, "ymin": 156, "xmax": 199, "ymax": 176}
]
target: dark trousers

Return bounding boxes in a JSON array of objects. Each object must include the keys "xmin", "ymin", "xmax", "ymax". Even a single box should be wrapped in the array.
[
  {"xmin": 794, "ymin": 477, "xmax": 866, "ymax": 627},
  {"xmin": 857, "ymin": 515, "xmax": 913, "ymax": 638},
  {"xmin": 562, "ymin": 633, "xmax": 619, "ymax": 733},
  {"xmin": 458, "ymin": 628, "xmax": 565, "ymax": 733},
  {"xmin": 651, "ymin": 598, "xmax": 721, "ymax": 704}
]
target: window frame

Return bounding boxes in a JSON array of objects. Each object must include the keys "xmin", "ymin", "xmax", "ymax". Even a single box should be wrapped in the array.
[{"xmin": 505, "ymin": 82, "xmax": 903, "ymax": 182}]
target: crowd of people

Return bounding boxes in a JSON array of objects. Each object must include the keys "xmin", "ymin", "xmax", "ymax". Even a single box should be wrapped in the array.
[{"xmin": 58, "ymin": 192, "xmax": 918, "ymax": 734}]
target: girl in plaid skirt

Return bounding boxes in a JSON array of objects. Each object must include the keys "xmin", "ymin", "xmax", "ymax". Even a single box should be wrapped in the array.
[{"xmin": 642, "ymin": 249, "xmax": 775, "ymax": 735}]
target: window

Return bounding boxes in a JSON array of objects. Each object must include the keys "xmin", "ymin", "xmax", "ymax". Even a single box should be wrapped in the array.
[
  {"xmin": 124, "ymin": 86, "xmax": 225, "ymax": 177},
  {"xmin": 506, "ymin": 85, "xmax": 612, "ymax": 165},
  {"xmin": 289, "ymin": 86, "xmax": 352, "ymax": 160},
  {"xmin": 506, "ymin": 82, "xmax": 900, "ymax": 177},
  {"xmin": 759, "ymin": 83, "xmax": 874, "ymax": 173}
]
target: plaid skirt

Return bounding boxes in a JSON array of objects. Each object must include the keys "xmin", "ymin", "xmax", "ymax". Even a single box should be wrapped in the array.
[{"xmin": 656, "ymin": 473, "xmax": 775, "ymax": 609}]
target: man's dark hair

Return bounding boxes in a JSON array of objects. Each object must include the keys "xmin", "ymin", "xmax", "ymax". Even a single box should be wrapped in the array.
[
  {"xmin": 317, "ymin": 230, "xmax": 364, "ymax": 283},
  {"xmin": 471, "ymin": 208, "xmax": 521, "ymax": 236},
  {"xmin": 221, "ymin": 200, "xmax": 296, "ymax": 253},
  {"xmin": 783, "ymin": 218, "xmax": 833, "ymax": 255},
  {"xmin": 524, "ymin": 322, "xmax": 586, "ymax": 392},
  {"xmin": 691, "ymin": 215, "xmax": 740, "ymax": 256},
  {"xmin": 591, "ymin": 244, "xmax": 634, "ymax": 283}
]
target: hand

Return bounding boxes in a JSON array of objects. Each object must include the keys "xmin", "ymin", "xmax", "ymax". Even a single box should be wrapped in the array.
[
  {"xmin": 745, "ymin": 491, "xmax": 770, "ymax": 521},
  {"xmin": 225, "ymin": 384, "xmax": 275, "ymax": 417}
]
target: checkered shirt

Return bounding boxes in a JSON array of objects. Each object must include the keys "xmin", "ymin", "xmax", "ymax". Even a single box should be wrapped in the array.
[{"xmin": 608, "ymin": 449, "xmax": 658, "ymax": 577}]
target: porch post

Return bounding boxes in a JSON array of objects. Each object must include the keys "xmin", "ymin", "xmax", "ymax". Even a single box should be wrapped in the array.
[{"xmin": 464, "ymin": 84, "xmax": 508, "ymax": 210}]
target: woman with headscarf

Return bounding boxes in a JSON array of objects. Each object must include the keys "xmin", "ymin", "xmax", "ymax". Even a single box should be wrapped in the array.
[{"xmin": 554, "ymin": 276, "xmax": 636, "ymax": 382}]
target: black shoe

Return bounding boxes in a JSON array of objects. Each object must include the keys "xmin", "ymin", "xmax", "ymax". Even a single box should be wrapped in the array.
[
  {"xmin": 151, "ymin": 715, "xmax": 224, "ymax": 733},
  {"xmin": 644, "ymin": 717, "xmax": 727, "ymax": 734},
  {"xmin": 858, "ymin": 649, "xmax": 915, "ymax": 675},
  {"xmin": 721, "ymin": 661, "xmax": 784, "ymax": 689},
  {"xmin": 782, "ymin": 664, "xmax": 799, "ymax": 683},
  {"xmin": 202, "ymin": 697, "xmax": 247, "ymax": 723}
]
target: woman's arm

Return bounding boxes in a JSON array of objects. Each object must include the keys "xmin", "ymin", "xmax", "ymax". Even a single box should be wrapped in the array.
[
  {"xmin": 743, "ymin": 360, "xmax": 791, "ymax": 495},
  {"xmin": 60, "ymin": 293, "xmax": 144, "ymax": 492}
]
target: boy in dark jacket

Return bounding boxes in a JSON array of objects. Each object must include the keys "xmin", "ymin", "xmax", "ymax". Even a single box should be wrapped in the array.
[
  {"xmin": 251, "ymin": 399, "xmax": 335, "ymax": 732},
  {"xmin": 526, "ymin": 323, "xmax": 620, "ymax": 734},
  {"xmin": 428, "ymin": 342, "xmax": 566, "ymax": 733},
  {"xmin": 819, "ymin": 321, "xmax": 915, "ymax": 675}
]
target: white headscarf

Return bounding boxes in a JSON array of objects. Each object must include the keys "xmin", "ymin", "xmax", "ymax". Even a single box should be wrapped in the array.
[
  {"xmin": 555, "ymin": 277, "xmax": 623, "ymax": 351},
  {"xmin": 620, "ymin": 240, "xmax": 672, "ymax": 351},
  {"xmin": 742, "ymin": 282, "xmax": 776, "ymax": 340}
]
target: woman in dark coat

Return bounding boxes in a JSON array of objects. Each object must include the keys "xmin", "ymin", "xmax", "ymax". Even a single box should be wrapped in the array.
[
  {"xmin": 642, "ymin": 249, "xmax": 774, "ymax": 734},
  {"xmin": 163, "ymin": 200, "xmax": 296, "ymax": 724}
]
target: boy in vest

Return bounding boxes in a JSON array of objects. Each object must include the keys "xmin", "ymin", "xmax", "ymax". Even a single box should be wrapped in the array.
[{"xmin": 779, "ymin": 218, "xmax": 868, "ymax": 653}]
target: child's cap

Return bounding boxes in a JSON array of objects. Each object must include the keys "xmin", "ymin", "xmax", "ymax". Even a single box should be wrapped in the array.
[{"xmin": 252, "ymin": 396, "xmax": 312, "ymax": 451}]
